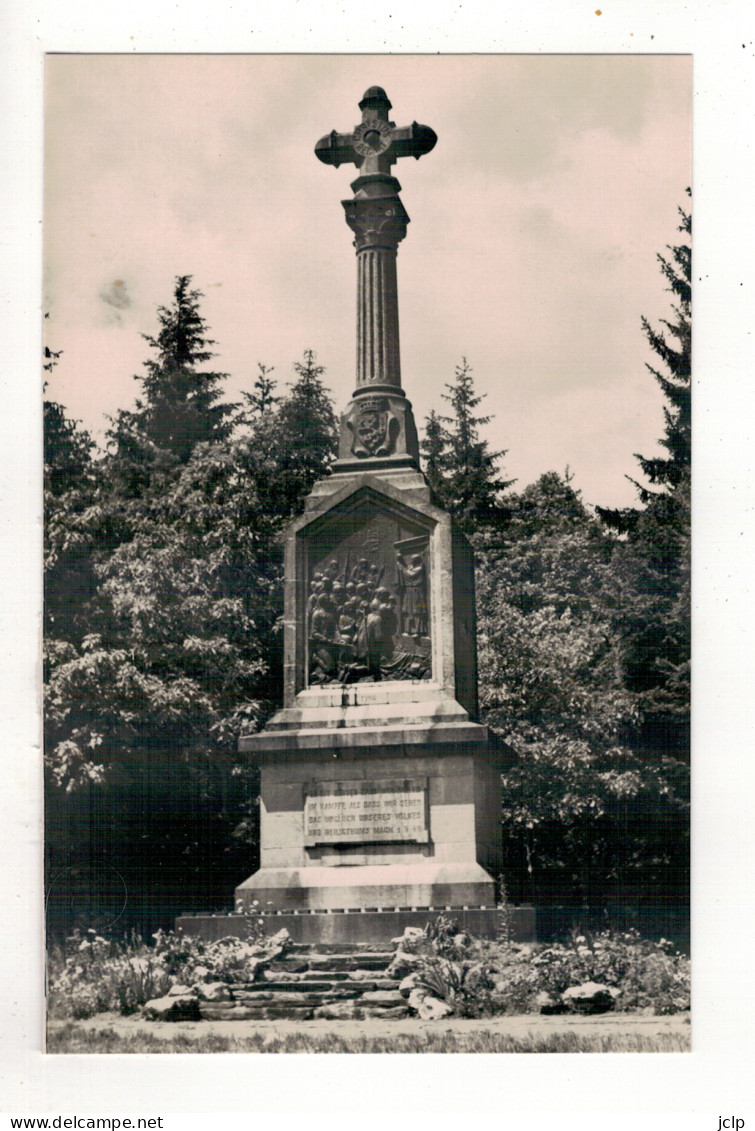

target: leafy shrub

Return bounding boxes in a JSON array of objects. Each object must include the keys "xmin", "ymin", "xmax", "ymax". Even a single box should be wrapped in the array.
[
  {"xmin": 482, "ymin": 928, "xmax": 689, "ymax": 1015},
  {"xmin": 46, "ymin": 930, "xmax": 172, "ymax": 1019},
  {"xmin": 400, "ymin": 919, "xmax": 690, "ymax": 1018},
  {"xmin": 46, "ymin": 912, "xmax": 289, "ymax": 1020},
  {"xmin": 527, "ymin": 929, "xmax": 689, "ymax": 1014},
  {"xmin": 414, "ymin": 956, "xmax": 496, "ymax": 1017}
]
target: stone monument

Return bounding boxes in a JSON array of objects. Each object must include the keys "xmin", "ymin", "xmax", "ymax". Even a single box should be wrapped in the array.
[{"xmin": 180, "ymin": 88, "xmax": 533, "ymax": 944}]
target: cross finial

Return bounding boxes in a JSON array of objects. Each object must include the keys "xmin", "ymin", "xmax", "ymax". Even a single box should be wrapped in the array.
[{"xmin": 315, "ymin": 87, "xmax": 437, "ymax": 184}]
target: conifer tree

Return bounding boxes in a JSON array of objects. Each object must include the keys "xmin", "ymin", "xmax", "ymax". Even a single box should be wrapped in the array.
[
  {"xmin": 108, "ymin": 276, "xmax": 235, "ymax": 477},
  {"xmin": 241, "ymin": 362, "xmax": 279, "ymax": 423},
  {"xmin": 421, "ymin": 358, "xmax": 512, "ymax": 526},
  {"xmin": 421, "ymin": 409, "xmax": 449, "ymax": 501},
  {"xmin": 599, "ymin": 194, "xmax": 691, "ymax": 534},
  {"xmin": 257, "ymin": 349, "xmax": 338, "ymax": 518},
  {"xmin": 598, "ymin": 196, "xmax": 692, "ymax": 768}
]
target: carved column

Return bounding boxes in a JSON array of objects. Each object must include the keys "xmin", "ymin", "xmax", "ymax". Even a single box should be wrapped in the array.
[
  {"xmin": 344, "ymin": 192, "xmax": 409, "ymax": 390},
  {"xmin": 314, "ymin": 88, "xmax": 436, "ymax": 474}
]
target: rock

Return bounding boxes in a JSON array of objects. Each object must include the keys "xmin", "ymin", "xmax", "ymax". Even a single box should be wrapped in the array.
[
  {"xmin": 417, "ymin": 995, "xmax": 453, "ymax": 1020},
  {"xmin": 399, "ymin": 974, "xmax": 420, "ymax": 997},
  {"xmin": 143, "ymin": 995, "xmax": 201, "ymax": 1021},
  {"xmin": 562, "ymin": 982, "xmax": 618, "ymax": 1014},
  {"xmin": 167, "ymin": 983, "xmax": 195, "ymax": 997},
  {"xmin": 407, "ymin": 987, "xmax": 428, "ymax": 1011},
  {"xmin": 192, "ymin": 965, "xmax": 210, "ymax": 981},
  {"xmin": 261, "ymin": 969, "xmax": 304, "ymax": 982},
  {"xmin": 535, "ymin": 991, "xmax": 568, "ymax": 1015},
  {"xmin": 194, "ymin": 981, "xmax": 232, "ymax": 1002},
  {"xmin": 362, "ymin": 1004, "xmax": 409, "ymax": 1019},
  {"xmin": 268, "ymin": 928, "xmax": 291, "ymax": 948},
  {"xmin": 361, "ymin": 990, "xmax": 405, "ymax": 1005},
  {"xmin": 452, "ymin": 933, "xmax": 471, "ymax": 949},
  {"xmin": 391, "ymin": 926, "xmax": 424, "ymax": 946},
  {"xmin": 387, "ymin": 950, "xmax": 423, "ymax": 977},
  {"xmin": 245, "ymin": 957, "xmax": 266, "ymax": 980}
]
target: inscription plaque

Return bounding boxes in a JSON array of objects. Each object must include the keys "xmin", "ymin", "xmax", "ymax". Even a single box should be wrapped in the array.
[{"xmin": 304, "ymin": 778, "xmax": 428, "ymax": 845}]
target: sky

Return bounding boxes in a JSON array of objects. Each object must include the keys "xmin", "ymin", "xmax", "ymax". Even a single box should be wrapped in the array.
[{"xmin": 44, "ymin": 53, "xmax": 691, "ymax": 511}]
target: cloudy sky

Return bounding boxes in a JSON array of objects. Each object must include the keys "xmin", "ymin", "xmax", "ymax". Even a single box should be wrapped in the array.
[{"xmin": 44, "ymin": 54, "xmax": 691, "ymax": 509}]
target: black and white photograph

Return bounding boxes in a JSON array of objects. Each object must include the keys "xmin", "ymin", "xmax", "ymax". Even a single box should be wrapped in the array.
[
  {"xmin": 42, "ymin": 53, "xmax": 691, "ymax": 1053},
  {"xmin": 2, "ymin": 6, "xmax": 754, "ymax": 1120}
]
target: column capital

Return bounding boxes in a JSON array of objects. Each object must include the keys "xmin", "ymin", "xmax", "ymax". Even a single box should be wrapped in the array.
[{"xmin": 342, "ymin": 194, "xmax": 409, "ymax": 253}]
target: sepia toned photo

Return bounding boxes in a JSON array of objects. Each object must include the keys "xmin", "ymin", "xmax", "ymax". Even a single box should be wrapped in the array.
[{"xmin": 43, "ymin": 54, "xmax": 691, "ymax": 1054}]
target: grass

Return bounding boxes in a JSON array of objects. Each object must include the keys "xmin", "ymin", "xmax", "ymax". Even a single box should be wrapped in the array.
[{"xmin": 47, "ymin": 1023, "xmax": 690, "ymax": 1054}]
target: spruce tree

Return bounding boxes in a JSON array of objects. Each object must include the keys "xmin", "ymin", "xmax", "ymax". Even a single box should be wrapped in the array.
[
  {"xmin": 258, "ymin": 349, "xmax": 337, "ymax": 518},
  {"xmin": 599, "ymin": 194, "xmax": 691, "ymax": 534},
  {"xmin": 109, "ymin": 276, "xmax": 235, "ymax": 476},
  {"xmin": 241, "ymin": 362, "xmax": 279, "ymax": 423},
  {"xmin": 598, "ymin": 196, "xmax": 692, "ymax": 771},
  {"xmin": 421, "ymin": 409, "xmax": 449, "ymax": 502},
  {"xmin": 421, "ymin": 358, "xmax": 512, "ymax": 527}
]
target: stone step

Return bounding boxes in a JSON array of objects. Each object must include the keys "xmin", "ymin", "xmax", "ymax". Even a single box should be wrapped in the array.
[
  {"xmin": 265, "ymin": 958, "xmax": 311, "ymax": 974},
  {"xmin": 193, "ymin": 942, "xmax": 409, "ymax": 1021},
  {"xmin": 200, "ymin": 1004, "xmax": 315, "ymax": 1021},
  {"xmin": 300, "ymin": 970, "xmax": 352, "ymax": 982},
  {"xmin": 200, "ymin": 1000, "xmax": 411, "ymax": 1022},
  {"xmin": 232, "ymin": 989, "xmax": 365, "ymax": 1003},
  {"xmin": 306, "ymin": 954, "xmax": 393, "ymax": 971},
  {"xmin": 312, "ymin": 1002, "xmax": 410, "ymax": 1020},
  {"xmin": 236, "ymin": 981, "xmax": 347, "ymax": 995},
  {"xmin": 288, "ymin": 943, "xmax": 396, "ymax": 955}
]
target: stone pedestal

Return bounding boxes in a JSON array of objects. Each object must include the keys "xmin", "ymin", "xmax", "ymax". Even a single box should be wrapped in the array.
[
  {"xmin": 234, "ymin": 466, "xmax": 514, "ymax": 935},
  {"xmin": 236, "ymin": 724, "xmax": 508, "ymax": 915}
]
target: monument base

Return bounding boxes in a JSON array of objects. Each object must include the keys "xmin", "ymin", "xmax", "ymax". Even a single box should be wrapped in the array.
[
  {"xmin": 236, "ymin": 861, "xmax": 495, "ymax": 913},
  {"xmin": 234, "ymin": 722, "xmax": 510, "ymax": 929},
  {"xmin": 176, "ymin": 906, "xmax": 536, "ymax": 945}
]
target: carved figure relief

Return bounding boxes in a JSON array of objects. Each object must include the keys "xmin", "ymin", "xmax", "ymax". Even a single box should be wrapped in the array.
[
  {"xmin": 347, "ymin": 397, "xmax": 399, "ymax": 458},
  {"xmin": 395, "ymin": 537, "xmax": 429, "ymax": 637},
  {"xmin": 307, "ymin": 535, "xmax": 431, "ymax": 686}
]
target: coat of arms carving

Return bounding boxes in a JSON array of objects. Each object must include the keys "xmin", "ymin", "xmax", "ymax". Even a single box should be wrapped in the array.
[{"xmin": 348, "ymin": 397, "xmax": 400, "ymax": 458}]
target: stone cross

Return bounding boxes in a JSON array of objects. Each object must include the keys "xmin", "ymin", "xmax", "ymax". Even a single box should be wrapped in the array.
[
  {"xmin": 315, "ymin": 85, "xmax": 437, "ymax": 183},
  {"xmin": 315, "ymin": 88, "xmax": 436, "ymax": 393}
]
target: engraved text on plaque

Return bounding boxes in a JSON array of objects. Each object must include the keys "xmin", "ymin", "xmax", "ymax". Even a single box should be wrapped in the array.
[{"xmin": 304, "ymin": 779, "xmax": 428, "ymax": 845}]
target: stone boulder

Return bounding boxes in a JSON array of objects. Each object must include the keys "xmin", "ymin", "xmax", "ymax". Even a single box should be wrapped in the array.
[
  {"xmin": 391, "ymin": 926, "xmax": 425, "ymax": 946},
  {"xmin": 194, "ymin": 981, "xmax": 233, "ymax": 1002},
  {"xmin": 142, "ymin": 994, "xmax": 201, "ymax": 1021},
  {"xmin": 387, "ymin": 950, "xmax": 423, "ymax": 978},
  {"xmin": 268, "ymin": 928, "xmax": 292, "ymax": 948},
  {"xmin": 399, "ymin": 973, "xmax": 420, "ymax": 997},
  {"xmin": 562, "ymin": 982, "xmax": 619, "ymax": 1014},
  {"xmin": 535, "ymin": 991, "xmax": 568, "ymax": 1015},
  {"xmin": 417, "ymin": 995, "xmax": 453, "ymax": 1020},
  {"xmin": 167, "ymin": 983, "xmax": 195, "ymax": 997}
]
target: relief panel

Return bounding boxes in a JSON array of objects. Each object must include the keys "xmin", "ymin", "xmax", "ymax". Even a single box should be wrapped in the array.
[{"xmin": 305, "ymin": 503, "xmax": 432, "ymax": 686}]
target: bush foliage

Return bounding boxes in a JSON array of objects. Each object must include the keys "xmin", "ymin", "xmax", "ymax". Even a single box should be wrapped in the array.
[{"xmin": 396, "ymin": 918, "xmax": 689, "ymax": 1018}]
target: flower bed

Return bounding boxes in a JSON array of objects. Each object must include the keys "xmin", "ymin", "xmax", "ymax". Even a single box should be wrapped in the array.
[
  {"xmin": 46, "ymin": 915, "xmax": 690, "ymax": 1022},
  {"xmin": 389, "ymin": 917, "xmax": 690, "ymax": 1018}
]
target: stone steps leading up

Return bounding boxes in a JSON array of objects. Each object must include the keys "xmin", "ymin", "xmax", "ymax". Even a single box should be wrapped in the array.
[{"xmin": 196, "ymin": 942, "xmax": 409, "ymax": 1021}]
